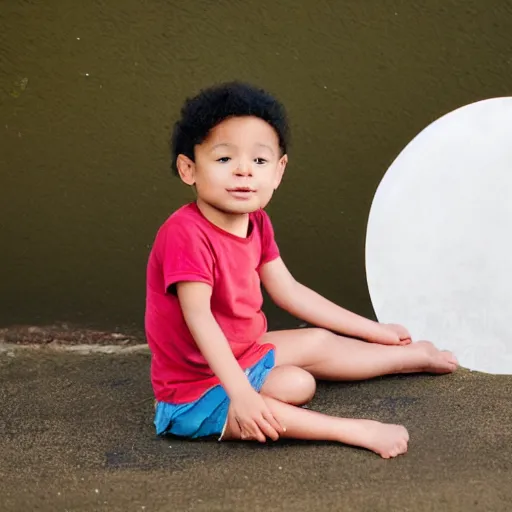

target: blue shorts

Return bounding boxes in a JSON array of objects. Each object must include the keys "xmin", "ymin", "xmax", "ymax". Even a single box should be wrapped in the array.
[{"xmin": 154, "ymin": 350, "xmax": 275, "ymax": 440}]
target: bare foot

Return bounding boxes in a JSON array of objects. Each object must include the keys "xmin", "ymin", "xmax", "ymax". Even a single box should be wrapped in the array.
[
  {"xmin": 353, "ymin": 420, "xmax": 409, "ymax": 459},
  {"xmin": 397, "ymin": 341, "xmax": 458, "ymax": 375},
  {"xmin": 410, "ymin": 341, "xmax": 458, "ymax": 374}
]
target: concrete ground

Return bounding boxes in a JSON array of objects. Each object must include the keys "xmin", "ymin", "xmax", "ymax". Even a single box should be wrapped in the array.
[{"xmin": 1, "ymin": 346, "xmax": 511, "ymax": 512}]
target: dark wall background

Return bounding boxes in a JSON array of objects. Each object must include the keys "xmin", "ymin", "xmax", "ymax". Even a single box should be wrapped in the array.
[{"xmin": 1, "ymin": 0, "xmax": 511, "ymax": 334}]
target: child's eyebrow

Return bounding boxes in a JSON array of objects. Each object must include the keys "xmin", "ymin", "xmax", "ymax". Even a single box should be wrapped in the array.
[
  {"xmin": 210, "ymin": 143, "xmax": 233, "ymax": 151},
  {"xmin": 256, "ymin": 143, "xmax": 275, "ymax": 155},
  {"xmin": 210, "ymin": 142, "xmax": 275, "ymax": 156}
]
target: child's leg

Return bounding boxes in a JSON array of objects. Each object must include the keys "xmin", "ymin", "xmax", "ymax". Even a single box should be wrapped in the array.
[
  {"xmin": 222, "ymin": 365, "xmax": 408, "ymax": 458},
  {"xmin": 223, "ymin": 393, "xmax": 409, "ymax": 459},
  {"xmin": 261, "ymin": 328, "xmax": 458, "ymax": 380}
]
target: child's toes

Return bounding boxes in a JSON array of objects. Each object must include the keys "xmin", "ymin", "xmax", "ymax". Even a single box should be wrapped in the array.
[{"xmin": 442, "ymin": 351, "xmax": 459, "ymax": 368}]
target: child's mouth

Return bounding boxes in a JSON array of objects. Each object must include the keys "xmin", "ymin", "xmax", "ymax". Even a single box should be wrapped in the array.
[{"xmin": 227, "ymin": 187, "xmax": 256, "ymax": 199}]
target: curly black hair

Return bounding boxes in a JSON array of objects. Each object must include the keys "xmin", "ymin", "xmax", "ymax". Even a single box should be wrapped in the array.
[{"xmin": 170, "ymin": 81, "xmax": 290, "ymax": 175}]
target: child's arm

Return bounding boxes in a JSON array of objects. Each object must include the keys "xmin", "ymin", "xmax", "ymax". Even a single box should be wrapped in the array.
[
  {"xmin": 176, "ymin": 281, "xmax": 286, "ymax": 442},
  {"xmin": 259, "ymin": 258, "xmax": 410, "ymax": 345}
]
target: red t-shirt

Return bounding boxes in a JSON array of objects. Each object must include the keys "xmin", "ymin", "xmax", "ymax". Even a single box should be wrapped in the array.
[{"xmin": 145, "ymin": 202, "xmax": 279, "ymax": 403}]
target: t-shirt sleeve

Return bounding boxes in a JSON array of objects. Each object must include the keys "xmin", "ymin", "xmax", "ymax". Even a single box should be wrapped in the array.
[
  {"xmin": 159, "ymin": 221, "xmax": 215, "ymax": 293},
  {"xmin": 259, "ymin": 210, "xmax": 280, "ymax": 266}
]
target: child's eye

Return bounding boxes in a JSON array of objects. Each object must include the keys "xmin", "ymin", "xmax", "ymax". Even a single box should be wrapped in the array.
[
  {"xmin": 255, "ymin": 158, "xmax": 267, "ymax": 165},
  {"xmin": 217, "ymin": 157, "xmax": 231, "ymax": 163}
]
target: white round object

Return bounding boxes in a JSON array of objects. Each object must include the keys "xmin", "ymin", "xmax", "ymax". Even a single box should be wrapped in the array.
[{"xmin": 365, "ymin": 97, "xmax": 512, "ymax": 374}]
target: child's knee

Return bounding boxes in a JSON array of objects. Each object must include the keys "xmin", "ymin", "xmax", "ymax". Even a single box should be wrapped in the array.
[
  {"xmin": 293, "ymin": 368, "xmax": 316, "ymax": 405},
  {"xmin": 262, "ymin": 365, "xmax": 316, "ymax": 405},
  {"xmin": 310, "ymin": 328, "xmax": 335, "ymax": 348}
]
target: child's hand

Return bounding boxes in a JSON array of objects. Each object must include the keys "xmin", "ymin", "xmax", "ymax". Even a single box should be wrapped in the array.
[
  {"xmin": 382, "ymin": 323, "xmax": 412, "ymax": 345},
  {"xmin": 368, "ymin": 323, "xmax": 412, "ymax": 345},
  {"xmin": 230, "ymin": 389, "xmax": 286, "ymax": 443}
]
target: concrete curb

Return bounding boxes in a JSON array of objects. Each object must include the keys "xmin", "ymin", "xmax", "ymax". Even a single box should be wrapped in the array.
[{"xmin": 0, "ymin": 342, "xmax": 150, "ymax": 355}]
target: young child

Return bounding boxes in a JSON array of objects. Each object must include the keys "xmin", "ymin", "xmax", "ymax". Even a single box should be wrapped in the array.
[{"xmin": 145, "ymin": 82, "xmax": 458, "ymax": 459}]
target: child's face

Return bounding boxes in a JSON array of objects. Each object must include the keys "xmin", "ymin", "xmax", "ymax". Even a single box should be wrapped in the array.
[{"xmin": 177, "ymin": 116, "xmax": 287, "ymax": 215}]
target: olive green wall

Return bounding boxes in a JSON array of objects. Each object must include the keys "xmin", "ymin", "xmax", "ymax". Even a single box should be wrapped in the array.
[{"xmin": 1, "ymin": 0, "xmax": 511, "ymax": 333}]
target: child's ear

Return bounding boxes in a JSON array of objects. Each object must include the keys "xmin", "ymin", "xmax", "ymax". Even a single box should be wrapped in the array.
[
  {"xmin": 176, "ymin": 154, "xmax": 196, "ymax": 185},
  {"xmin": 274, "ymin": 154, "xmax": 288, "ymax": 189}
]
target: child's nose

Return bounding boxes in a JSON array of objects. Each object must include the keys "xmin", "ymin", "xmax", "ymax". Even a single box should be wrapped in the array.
[{"xmin": 235, "ymin": 159, "xmax": 253, "ymax": 177}]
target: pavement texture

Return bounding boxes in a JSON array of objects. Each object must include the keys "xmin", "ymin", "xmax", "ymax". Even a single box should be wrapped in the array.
[{"xmin": 1, "ymin": 346, "xmax": 511, "ymax": 512}]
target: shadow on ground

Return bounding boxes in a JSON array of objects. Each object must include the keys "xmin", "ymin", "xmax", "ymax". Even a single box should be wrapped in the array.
[{"xmin": 1, "ymin": 349, "xmax": 511, "ymax": 511}]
